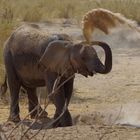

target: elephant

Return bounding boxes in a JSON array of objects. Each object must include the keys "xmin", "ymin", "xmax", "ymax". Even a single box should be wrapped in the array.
[{"xmin": 0, "ymin": 24, "xmax": 112, "ymax": 127}]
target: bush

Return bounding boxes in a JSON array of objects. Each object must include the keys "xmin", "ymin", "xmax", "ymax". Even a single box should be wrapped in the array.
[
  {"xmin": 23, "ymin": 6, "xmax": 42, "ymax": 22},
  {"xmin": 0, "ymin": 22, "xmax": 15, "ymax": 84}
]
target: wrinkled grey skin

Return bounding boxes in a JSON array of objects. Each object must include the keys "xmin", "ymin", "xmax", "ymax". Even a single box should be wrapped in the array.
[{"xmin": 1, "ymin": 24, "xmax": 112, "ymax": 127}]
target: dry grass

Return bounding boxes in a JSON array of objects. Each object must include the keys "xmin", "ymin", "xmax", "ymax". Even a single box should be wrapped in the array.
[{"xmin": 0, "ymin": 0, "xmax": 140, "ymax": 22}]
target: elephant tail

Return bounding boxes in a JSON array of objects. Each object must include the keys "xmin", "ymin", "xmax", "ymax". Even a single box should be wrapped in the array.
[{"xmin": 0, "ymin": 75, "xmax": 7, "ymax": 99}]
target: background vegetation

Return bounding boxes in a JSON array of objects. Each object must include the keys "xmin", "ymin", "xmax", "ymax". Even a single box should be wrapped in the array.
[{"xmin": 0, "ymin": 0, "xmax": 140, "ymax": 83}]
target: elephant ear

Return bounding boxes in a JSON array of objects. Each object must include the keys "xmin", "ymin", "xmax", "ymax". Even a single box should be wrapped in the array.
[
  {"xmin": 70, "ymin": 44, "xmax": 89, "ymax": 77},
  {"xmin": 39, "ymin": 40, "xmax": 72, "ymax": 74}
]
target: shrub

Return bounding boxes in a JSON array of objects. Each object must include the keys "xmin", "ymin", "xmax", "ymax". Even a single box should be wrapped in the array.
[{"xmin": 23, "ymin": 6, "xmax": 42, "ymax": 22}]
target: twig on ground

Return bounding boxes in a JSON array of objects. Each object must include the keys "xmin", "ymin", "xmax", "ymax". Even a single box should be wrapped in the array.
[
  {"xmin": 99, "ymin": 130, "xmax": 116, "ymax": 140},
  {"xmin": 20, "ymin": 75, "xmax": 61, "ymax": 139},
  {"xmin": 0, "ymin": 125, "xmax": 8, "ymax": 140},
  {"xmin": 20, "ymin": 100, "xmax": 50, "ymax": 140},
  {"xmin": 31, "ymin": 99, "xmax": 68, "ymax": 140},
  {"xmin": 21, "ymin": 74, "xmax": 74, "ymax": 140},
  {"xmin": 7, "ymin": 104, "xmax": 40, "ymax": 139}
]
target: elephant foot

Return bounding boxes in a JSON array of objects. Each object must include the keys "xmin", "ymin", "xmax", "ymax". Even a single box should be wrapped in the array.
[
  {"xmin": 53, "ymin": 111, "xmax": 73, "ymax": 128},
  {"xmin": 53, "ymin": 121, "xmax": 62, "ymax": 128},
  {"xmin": 30, "ymin": 109, "xmax": 48, "ymax": 119},
  {"xmin": 53, "ymin": 118, "xmax": 73, "ymax": 128},
  {"xmin": 8, "ymin": 115, "xmax": 21, "ymax": 123}
]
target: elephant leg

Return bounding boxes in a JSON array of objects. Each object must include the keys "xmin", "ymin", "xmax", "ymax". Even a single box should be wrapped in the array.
[
  {"xmin": 58, "ymin": 77, "xmax": 74, "ymax": 126},
  {"xmin": 8, "ymin": 77, "xmax": 21, "ymax": 123},
  {"xmin": 53, "ymin": 86, "xmax": 67, "ymax": 127},
  {"xmin": 5, "ymin": 56, "xmax": 21, "ymax": 123},
  {"xmin": 45, "ymin": 73, "xmax": 72, "ymax": 127},
  {"xmin": 64, "ymin": 78, "xmax": 74, "ymax": 105},
  {"xmin": 26, "ymin": 87, "xmax": 48, "ymax": 119},
  {"xmin": 53, "ymin": 78, "xmax": 73, "ymax": 127}
]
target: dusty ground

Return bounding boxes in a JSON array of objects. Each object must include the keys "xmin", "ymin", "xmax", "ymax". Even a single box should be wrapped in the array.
[{"xmin": 0, "ymin": 21, "xmax": 140, "ymax": 139}]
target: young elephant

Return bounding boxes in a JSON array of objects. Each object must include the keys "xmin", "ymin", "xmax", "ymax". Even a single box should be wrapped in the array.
[{"xmin": 1, "ymin": 24, "xmax": 112, "ymax": 127}]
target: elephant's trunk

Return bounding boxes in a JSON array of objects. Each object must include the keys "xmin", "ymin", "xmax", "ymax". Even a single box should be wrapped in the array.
[{"xmin": 91, "ymin": 41, "xmax": 112, "ymax": 74}]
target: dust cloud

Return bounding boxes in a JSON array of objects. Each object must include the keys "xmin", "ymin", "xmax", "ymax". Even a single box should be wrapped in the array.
[{"xmin": 115, "ymin": 103, "xmax": 140, "ymax": 127}]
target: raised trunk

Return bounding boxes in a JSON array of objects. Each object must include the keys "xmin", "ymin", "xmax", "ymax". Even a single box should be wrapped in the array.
[{"xmin": 91, "ymin": 41, "xmax": 112, "ymax": 74}]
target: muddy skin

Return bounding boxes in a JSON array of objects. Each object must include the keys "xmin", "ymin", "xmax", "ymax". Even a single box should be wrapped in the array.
[{"xmin": 1, "ymin": 24, "xmax": 112, "ymax": 127}]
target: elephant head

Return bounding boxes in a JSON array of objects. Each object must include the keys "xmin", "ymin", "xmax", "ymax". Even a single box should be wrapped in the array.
[{"xmin": 39, "ymin": 40, "xmax": 112, "ymax": 77}]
